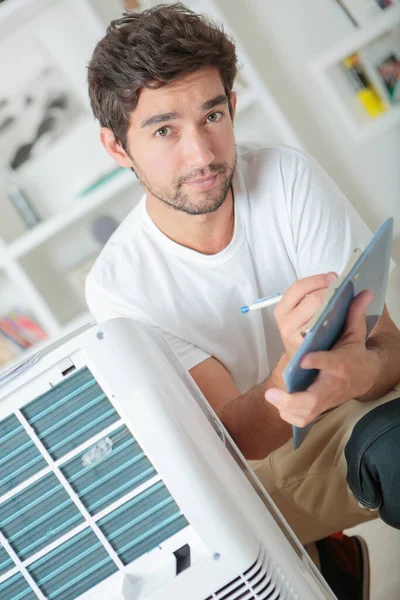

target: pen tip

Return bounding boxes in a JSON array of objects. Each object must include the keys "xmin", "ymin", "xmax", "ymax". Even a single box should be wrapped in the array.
[{"xmin": 240, "ymin": 306, "xmax": 249, "ymax": 314}]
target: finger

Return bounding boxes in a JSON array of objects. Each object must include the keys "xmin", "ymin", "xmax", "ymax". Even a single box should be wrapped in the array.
[
  {"xmin": 300, "ymin": 350, "xmax": 344, "ymax": 372},
  {"xmin": 265, "ymin": 388, "xmax": 318, "ymax": 413},
  {"xmin": 265, "ymin": 387, "xmax": 291, "ymax": 408},
  {"xmin": 279, "ymin": 410, "xmax": 316, "ymax": 428},
  {"xmin": 276, "ymin": 272, "xmax": 337, "ymax": 316},
  {"xmin": 281, "ymin": 288, "xmax": 330, "ymax": 333},
  {"xmin": 342, "ymin": 290, "xmax": 373, "ymax": 342}
]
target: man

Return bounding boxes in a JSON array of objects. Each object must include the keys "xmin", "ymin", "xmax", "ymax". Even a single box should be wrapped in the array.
[{"xmin": 85, "ymin": 4, "xmax": 400, "ymax": 599}]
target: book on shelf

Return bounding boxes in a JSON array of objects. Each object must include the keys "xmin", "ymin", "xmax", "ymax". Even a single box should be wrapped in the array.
[
  {"xmin": 374, "ymin": 0, "xmax": 395, "ymax": 9},
  {"xmin": 378, "ymin": 54, "xmax": 400, "ymax": 103},
  {"xmin": 360, "ymin": 31, "xmax": 400, "ymax": 106},
  {"xmin": 7, "ymin": 182, "xmax": 42, "ymax": 229},
  {"xmin": 0, "ymin": 311, "xmax": 47, "ymax": 366},
  {"xmin": 342, "ymin": 53, "xmax": 386, "ymax": 117}
]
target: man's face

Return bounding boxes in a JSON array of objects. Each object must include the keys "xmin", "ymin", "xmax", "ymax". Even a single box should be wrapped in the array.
[{"xmin": 104, "ymin": 67, "xmax": 237, "ymax": 215}]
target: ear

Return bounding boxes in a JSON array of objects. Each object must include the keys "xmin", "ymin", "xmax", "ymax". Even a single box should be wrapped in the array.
[
  {"xmin": 100, "ymin": 127, "xmax": 133, "ymax": 168},
  {"xmin": 230, "ymin": 91, "xmax": 237, "ymax": 122}
]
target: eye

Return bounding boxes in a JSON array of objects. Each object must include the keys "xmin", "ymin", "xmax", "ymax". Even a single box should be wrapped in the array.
[
  {"xmin": 206, "ymin": 111, "xmax": 223, "ymax": 123},
  {"xmin": 154, "ymin": 126, "xmax": 172, "ymax": 138}
]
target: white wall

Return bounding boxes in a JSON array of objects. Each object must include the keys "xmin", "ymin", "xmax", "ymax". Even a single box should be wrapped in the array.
[{"xmin": 87, "ymin": 0, "xmax": 124, "ymax": 24}]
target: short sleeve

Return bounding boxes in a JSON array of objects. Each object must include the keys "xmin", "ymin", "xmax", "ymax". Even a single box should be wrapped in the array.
[
  {"xmin": 289, "ymin": 153, "xmax": 374, "ymax": 278},
  {"xmin": 85, "ymin": 275, "xmax": 140, "ymax": 323},
  {"xmin": 86, "ymin": 273, "xmax": 211, "ymax": 373},
  {"xmin": 159, "ymin": 329, "xmax": 211, "ymax": 372}
]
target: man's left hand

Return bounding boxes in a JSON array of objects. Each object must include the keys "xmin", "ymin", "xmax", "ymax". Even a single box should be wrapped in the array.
[{"xmin": 265, "ymin": 290, "xmax": 381, "ymax": 427}]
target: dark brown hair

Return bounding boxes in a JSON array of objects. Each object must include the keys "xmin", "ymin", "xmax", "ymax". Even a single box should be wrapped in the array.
[{"xmin": 87, "ymin": 3, "xmax": 238, "ymax": 150}]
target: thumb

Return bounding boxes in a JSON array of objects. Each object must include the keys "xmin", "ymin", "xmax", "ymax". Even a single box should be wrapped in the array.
[{"xmin": 343, "ymin": 290, "xmax": 373, "ymax": 342}]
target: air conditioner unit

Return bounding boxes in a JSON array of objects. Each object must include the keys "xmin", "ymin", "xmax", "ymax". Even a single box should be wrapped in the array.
[{"xmin": 0, "ymin": 318, "xmax": 337, "ymax": 600}]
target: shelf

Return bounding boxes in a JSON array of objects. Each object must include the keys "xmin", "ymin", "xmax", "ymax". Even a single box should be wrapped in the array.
[
  {"xmin": 0, "ymin": 270, "xmax": 19, "ymax": 316},
  {"xmin": 0, "ymin": 269, "xmax": 51, "ymax": 370},
  {"xmin": 15, "ymin": 187, "xmax": 140, "ymax": 327},
  {"xmin": 8, "ymin": 168, "xmax": 139, "ymax": 259},
  {"xmin": 354, "ymin": 100, "xmax": 400, "ymax": 141},
  {"xmin": 310, "ymin": 5, "xmax": 400, "ymax": 71},
  {"xmin": 0, "ymin": 309, "xmax": 94, "ymax": 377},
  {"xmin": 309, "ymin": 5, "xmax": 400, "ymax": 143}
]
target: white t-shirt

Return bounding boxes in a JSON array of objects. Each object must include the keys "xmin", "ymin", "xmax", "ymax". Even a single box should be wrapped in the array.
[{"xmin": 85, "ymin": 145, "xmax": 372, "ymax": 395}]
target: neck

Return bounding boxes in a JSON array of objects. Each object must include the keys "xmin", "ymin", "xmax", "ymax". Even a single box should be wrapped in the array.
[{"xmin": 146, "ymin": 187, "xmax": 235, "ymax": 255}]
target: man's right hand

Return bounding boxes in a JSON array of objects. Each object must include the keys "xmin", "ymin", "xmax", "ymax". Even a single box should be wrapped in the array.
[{"xmin": 273, "ymin": 272, "xmax": 338, "ymax": 359}]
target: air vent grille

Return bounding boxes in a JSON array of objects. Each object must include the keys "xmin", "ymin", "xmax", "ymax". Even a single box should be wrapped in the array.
[
  {"xmin": 0, "ymin": 413, "xmax": 47, "ymax": 495},
  {"xmin": 1, "ymin": 573, "xmax": 38, "ymax": 600},
  {"xmin": 21, "ymin": 367, "xmax": 120, "ymax": 461},
  {"xmin": 205, "ymin": 549, "xmax": 298, "ymax": 600},
  {"xmin": 1, "ymin": 367, "xmax": 188, "ymax": 600}
]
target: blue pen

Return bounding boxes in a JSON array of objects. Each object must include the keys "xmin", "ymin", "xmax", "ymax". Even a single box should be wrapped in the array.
[{"xmin": 241, "ymin": 293, "xmax": 282, "ymax": 314}]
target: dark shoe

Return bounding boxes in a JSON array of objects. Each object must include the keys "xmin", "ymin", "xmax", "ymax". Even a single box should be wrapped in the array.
[{"xmin": 315, "ymin": 534, "xmax": 370, "ymax": 600}]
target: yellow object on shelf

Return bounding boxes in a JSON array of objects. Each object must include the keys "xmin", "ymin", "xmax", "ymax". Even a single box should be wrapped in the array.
[
  {"xmin": 342, "ymin": 52, "xmax": 386, "ymax": 119},
  {"xmin": 357, "ymin": 88, "xmax": 386, "ymax": 117}
]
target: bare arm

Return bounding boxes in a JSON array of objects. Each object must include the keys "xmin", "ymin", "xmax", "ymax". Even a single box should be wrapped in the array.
[
  {"xmin": 190, "ymin": 354, "xmax": 292, "ymax": 460},
  {"xmin": 189, "ymin": 273, "xmax": 335, "ymax": 460}
]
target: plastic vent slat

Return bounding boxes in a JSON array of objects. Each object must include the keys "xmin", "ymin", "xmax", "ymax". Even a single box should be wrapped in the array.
[
  {"xmin": 208, "ymin": 551, "xmax": 291, "ymax": 600},
  {"xmin": 0, "ymin": 544, "xmax": 14, "ymax": 577},
  {"xmin": 247, "ymin": 564, "xmax": 263, "ymax": 584},
  {"xmin": 27, "ymin": 528, "xmax": 117, "ymax": 600},
  {"xmin": 243, "ymin": 557, "xmax": 258, "ymax": 577},
  {"xmin": 257, "ymin": 582, "xmax": 277, "ymax": 599},
  {"xmin": 258, "ymin": 584, "xmax": 280, "ymax": 600},
  {"xmin": 0, "ymin": 573, "xmax": 37, "ymax": 600},
  {"xmin": 248, "ymin": 555, "xmax": 277, "ymax": 600},
  {"xmin": 0, "ymin": 472, "xmax": 84, "ymax": 561},
  {"xmin": 251, "ymin": 563, "xmax": 270, "ymax": 589},
  {"xmin": 98, "ymin": 481, "xmax": 188, "ymax": 565},
  {"xmin": 34, "ymin": 392, "xmax": 109, "ymax": 442},
  {"xmin": 0, "ymin": 414, "xmax": 47, "ymax": 495},
  {"xmin": 216, "ymin": 574, "xmax": 242, "ymax": 595},
  {"xmin": 219, "ymin": 581, "xmax": 246, "ymax": 600},
  {"xmin": 230, "ymin": 589, "xmax": 253, "ymax": 600},
  {"xmin": 61, "ymin": 426, "xmax": 156, "ymax": 515},
  {"xmin": 219, "ymin": 586, "xmax": 252, "ymax": 600},
  {"xmin": 21, "ymin": 368, "xmax": 120, "ymax": 460}
]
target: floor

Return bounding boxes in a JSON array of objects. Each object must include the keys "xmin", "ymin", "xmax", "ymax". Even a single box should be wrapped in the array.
[{"xmin": 346, "ymin": 520, "xmax": 400, "ymax": 599}]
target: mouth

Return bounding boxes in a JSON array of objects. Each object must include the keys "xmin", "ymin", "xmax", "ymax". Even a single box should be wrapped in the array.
[{"xmin": 184, "ymin": 172, "xmax": 219, "ymax": 191}]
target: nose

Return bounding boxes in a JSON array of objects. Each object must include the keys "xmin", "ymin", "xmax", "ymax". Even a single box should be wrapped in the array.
[{"xmin": 182, "ymin": 127, "xmax": 215, "ymax": 169}]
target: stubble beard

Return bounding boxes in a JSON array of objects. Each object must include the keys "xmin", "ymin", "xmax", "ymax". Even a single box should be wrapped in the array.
[{"xmin": 134, "ymin": 152, "xmax": 237, "ymax": 216}]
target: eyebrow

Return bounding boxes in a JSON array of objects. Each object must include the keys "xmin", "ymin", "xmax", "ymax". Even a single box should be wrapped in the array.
[
  {"xmin": 201, "ymin": 94, "xmax": 228, "ymax": 111},
  {"xmin": 140, "ymin": 94, "xmax": 228, "ymax": 129}
]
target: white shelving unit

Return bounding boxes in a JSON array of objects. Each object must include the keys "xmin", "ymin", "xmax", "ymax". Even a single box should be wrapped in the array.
[
  {"xmin": 309, "ymin": 4, "xmax": 400, "ymax": 142},
  {"xmin": 0, "ymin": 0, "xmax": 303, "ymax": 372},
  {"xmin": 0, "ymin": 0, "xmax": 143, "ymax": 372},
  {"xmin": 7, "ymin": 169, "xmax": 137, "ymax": 261}
]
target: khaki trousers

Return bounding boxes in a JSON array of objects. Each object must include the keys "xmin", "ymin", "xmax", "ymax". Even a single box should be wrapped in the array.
[{"xmin": 249, "ymin": 387, "xmax": 400, "ymax": 546}]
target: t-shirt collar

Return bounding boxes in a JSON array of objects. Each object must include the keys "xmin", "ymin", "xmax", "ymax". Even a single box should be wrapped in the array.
[{"xmin": 142, "ymin": 157, "xmax": 247, "ymax": 265}]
